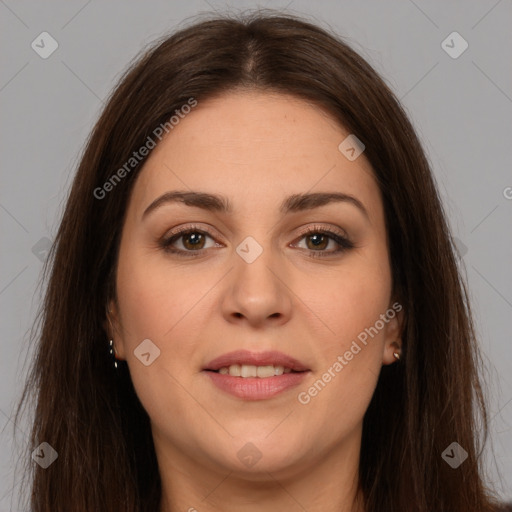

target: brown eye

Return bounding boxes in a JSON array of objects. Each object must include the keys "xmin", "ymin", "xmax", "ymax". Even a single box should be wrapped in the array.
[
  {"xmin": 181, "ymin": 232, "xmax": 206, "ymax": 250},
  {"xmin": 293, "ymin": 226, "xmax": 355, "ymax": 258},
  {"xmin": 304, "ymin": 233, "xmax": 330, "ymax": 251},
  {"xmin": 160, "ymin": 227, "xmax": 218, "ymax": 256},
  {"xmin": 160, "ymin": 224, "xmax": 354, "ymax": 259}
]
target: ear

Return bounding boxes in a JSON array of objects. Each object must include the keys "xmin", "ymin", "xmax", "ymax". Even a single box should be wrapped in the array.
[
  {"xmin": 382, "ymin": 300, "xmax": 404, "ymax": 366},
  {"xmin": 104, "ymin": 299, "xmax": 126, "ymax": 360}
]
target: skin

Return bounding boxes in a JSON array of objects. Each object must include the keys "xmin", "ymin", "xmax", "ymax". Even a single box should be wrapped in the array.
[{"xmin": 108, "ymin": 90, "xmax": 403, "ymax": 512}]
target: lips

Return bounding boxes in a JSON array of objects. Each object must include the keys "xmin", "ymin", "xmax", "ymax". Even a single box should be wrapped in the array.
[{"xmin": 203, "ymin": 349, "xmax": 310, "ymax": 372}]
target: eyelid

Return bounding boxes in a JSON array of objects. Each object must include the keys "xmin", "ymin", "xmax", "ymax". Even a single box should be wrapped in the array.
[
  {"xmin": 294, "ymin": 223, "xmax": 349, "ymax": 241},
  {"xmin": 162, "ymin": 223, "xmax": 349, "ymax": 242}
]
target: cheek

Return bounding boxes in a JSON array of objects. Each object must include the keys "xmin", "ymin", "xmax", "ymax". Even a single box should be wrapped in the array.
[
  {"xmin": 294, "ymin": 256, "xmax": 391, "ymax": 422},
  {"xmin": 302, "ymin": 255, "xmax": 392, "ymax": 348},
  {"xmin": 115, "ymin": 246, "xmax": 207, "ymax": 396},
  {"xmin": 116, "ymin": 244, "xmax": 204, "ymax": 340}
]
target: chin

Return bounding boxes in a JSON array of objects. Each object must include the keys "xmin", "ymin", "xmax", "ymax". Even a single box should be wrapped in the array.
[{"xmin": 228, "ymin": 452, "xmax": 304, "ymax": 481}]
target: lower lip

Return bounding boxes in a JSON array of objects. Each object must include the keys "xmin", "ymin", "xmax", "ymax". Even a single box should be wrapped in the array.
[{"xmin": 203, "ymin": 370, "xmax": 309, "ymax": 400}]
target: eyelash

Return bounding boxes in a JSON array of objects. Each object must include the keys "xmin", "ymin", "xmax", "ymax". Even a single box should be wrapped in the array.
[{"xmin": 159, "ymin": 223, "xmax": 355, "ymax": 259}]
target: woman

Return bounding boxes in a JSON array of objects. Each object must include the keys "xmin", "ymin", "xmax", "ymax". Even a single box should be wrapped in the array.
[{"xmin": 14, "ymin": 9, "xmax": 508, "ymax": 512}]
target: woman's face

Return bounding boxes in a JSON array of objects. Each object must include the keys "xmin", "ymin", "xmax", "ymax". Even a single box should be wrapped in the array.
[{"xmin": 110, "ymin": 90, "xmax": 402, "ymax": 479}]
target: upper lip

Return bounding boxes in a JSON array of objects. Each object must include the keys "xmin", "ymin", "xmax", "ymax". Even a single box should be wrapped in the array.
[{"xmin": 203, "ymin": 350, "xmax": 310, "ymax": 372}]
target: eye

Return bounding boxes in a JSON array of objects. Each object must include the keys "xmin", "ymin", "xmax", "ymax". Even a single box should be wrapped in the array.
[
  {"xmin": 159, "ymin": 225, "xmax": 219, "ymax": 257},
  {"xmin": 292, "ymin": 225, "xmax": 354, "ymax": 258},
  {"xmin": 159, "ymin": 223, "xmax": 355, "ymax": 258}
]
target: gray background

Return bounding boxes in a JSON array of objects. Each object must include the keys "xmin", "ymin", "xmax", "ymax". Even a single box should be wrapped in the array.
[{"xmin": 1, "ymin": 0, "xmax": 511, "ymax": 508}]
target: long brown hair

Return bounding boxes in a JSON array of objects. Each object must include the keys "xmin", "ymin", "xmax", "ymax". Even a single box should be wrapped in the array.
[{"xmin": 14, "ymin": 9, "xmax": 502, "ymax": 511}]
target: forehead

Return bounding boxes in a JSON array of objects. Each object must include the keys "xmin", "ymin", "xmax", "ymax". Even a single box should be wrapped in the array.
[{"xmin": 129, "ymin": 90, "xmax": 381, "ymax": 220}]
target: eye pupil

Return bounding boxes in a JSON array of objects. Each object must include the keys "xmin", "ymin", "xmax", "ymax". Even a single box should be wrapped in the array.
[
  {"xmin": 183, "ymin": 232, "xmax": 204, "ymax": 249},
  {"xmin": 307, "ymin": 233, "xmax": 328, "ymax": 250}
]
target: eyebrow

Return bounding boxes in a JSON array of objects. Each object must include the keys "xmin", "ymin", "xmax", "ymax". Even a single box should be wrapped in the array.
[{"xmin": 142, "ymin": 190, "xmax": 369, "ymax": 220}]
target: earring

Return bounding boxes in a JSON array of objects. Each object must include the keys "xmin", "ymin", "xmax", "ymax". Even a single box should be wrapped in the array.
[
  {"xmin": 391, "ymin": 341, "xmax": 401, "ymax": 361},
  {"xmin": 109, "ymin": 339, "xmax": 118, "ymax": 369}
]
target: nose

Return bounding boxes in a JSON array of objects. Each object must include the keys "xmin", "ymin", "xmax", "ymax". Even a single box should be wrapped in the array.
[{"xmin": 221, "ymin": 245, "xmax": 293, "ymax": 328}]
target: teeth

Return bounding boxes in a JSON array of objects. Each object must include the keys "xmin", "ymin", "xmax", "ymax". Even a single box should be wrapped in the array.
[
  {"xmin": 217, "ymin": 364, "xmax": 295, "ymax": 378},
  {"xmin": 257, "ymin": 365, "xmax": 276, "ymax": 378}
]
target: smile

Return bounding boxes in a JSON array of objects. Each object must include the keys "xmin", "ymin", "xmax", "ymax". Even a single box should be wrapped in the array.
[{"xmin": 214, "ymin": 364, "xmax": 298, "ymax": 378}]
